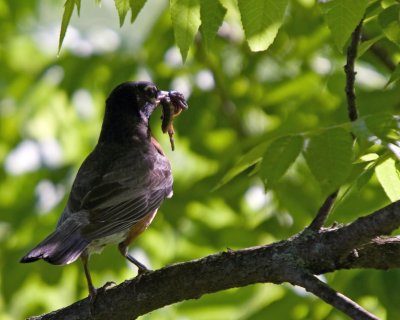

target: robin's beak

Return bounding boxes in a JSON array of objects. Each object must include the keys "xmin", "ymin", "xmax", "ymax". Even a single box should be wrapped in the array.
[{"xmin": 156, "ymin": 91, "xmax": 169, "ymax": 104}]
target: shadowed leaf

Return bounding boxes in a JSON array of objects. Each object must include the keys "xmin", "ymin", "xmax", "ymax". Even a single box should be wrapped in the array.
[
  {"xmin": 129, "ymin": 0, "xmax": 147, "ymax": 23},
  {"xmin": 200, "ymin": 0, "xmax": 226, "ymax": 49},
  {"xmin": 320, "ymin": 0, "xmax": 368, "ymax": 51},
  {"xmin": 260, "ymin": 135, "xmax": 303, "ymax": 188},
  {"xmin": 58, "ymin": 0, "xmax": 77, "ymax": 53},
  {"xmin": 304, "ymin": 127, "xmax": 353, "ymax": 195}
]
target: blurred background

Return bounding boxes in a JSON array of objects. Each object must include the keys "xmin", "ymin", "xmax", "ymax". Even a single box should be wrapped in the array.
[{"xmin": 1, "ymin": 0, "xmax": 400, "ymax": 319}]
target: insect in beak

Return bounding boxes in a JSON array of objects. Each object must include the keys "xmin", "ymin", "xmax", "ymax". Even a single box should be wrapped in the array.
[{"xmin": 157, "ymin": 91, "xmax": 188, "ymax": 151}]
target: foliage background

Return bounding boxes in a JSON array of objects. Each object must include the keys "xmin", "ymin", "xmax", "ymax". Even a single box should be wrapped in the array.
[{"xmin": 0, "ymin": 0, "xmax": 399, "ymax": 319}]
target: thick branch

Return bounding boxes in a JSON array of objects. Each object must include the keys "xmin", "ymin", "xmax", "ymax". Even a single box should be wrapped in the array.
[{"xmin": 30, "ymin": 200, "xmax": 400, "ymax": 320}]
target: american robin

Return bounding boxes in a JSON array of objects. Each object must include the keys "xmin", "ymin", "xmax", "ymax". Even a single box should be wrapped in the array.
[{"xmin": 20, "ymin": 81, "xmax": 186, "ymax": 298}]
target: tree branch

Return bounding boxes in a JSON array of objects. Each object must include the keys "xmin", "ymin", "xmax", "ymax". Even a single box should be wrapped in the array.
[
  {"xmin": 307, "ymin": 191, "xmax": 338, "ymax": 231},
  {"xmin": 344, "ymin": 19, "xmax": 364, "ymax": 122},
  {"xmin": 307, "ymin": 19, "xmax": 365, "ymax": 232},
  {"xmin": 29, "ymin": 200, "xmax": 400, "ymax": 320},
  {"xmin": 288, "ymin": 272, "xmax": 379, "ymax": 320}
]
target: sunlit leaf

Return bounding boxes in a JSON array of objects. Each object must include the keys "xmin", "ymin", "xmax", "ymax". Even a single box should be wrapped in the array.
[
  {"xmin": 115, "ymin": 0, "xmax": 130, "ymax": 26},
  {"xmin": 58, "ymin": 0, "xmax": 77, "ymax": 53},
  {"xmin": 320, "ymin": 0, "xmax": 369, "ymax": 51},
  {"xmin": 260, "ymin": 135, "xmax": 303, "ymax": 188},
  {"xmin": 356, "ymin": 153, "xmax": 379, "ymax": 163},
  {"xmin": 170, "ymin": 0, "xmax": 201, "ymax": 62},
  {"xmin": 129, "ymin": 0, "xmax": 147, "ymax": 23},
  {"xmin": 238, "ymin": 0, "xmax": 288, "ymax": 51},
  {"xmin": 375, "ymin": 157, "xmax": 400, "ymax": 201},
  {"xmin": 304, "ymin": 127, "xmax": 353, "ymax": 195},
  {"xmin": 378, "ymin": 4, "xmax": 400, "ymax": 47},
  {"xmin": 200, "ymin": 0, "xmax": 227, "ymax": 49}
]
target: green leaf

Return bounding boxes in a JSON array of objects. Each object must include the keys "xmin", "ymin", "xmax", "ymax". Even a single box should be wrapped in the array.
[
  {"xmin": 76, "ymin": 0, "xmax": 81, "ymax": 15},
  {"xmin": 386, "ymin": 63, "xmax": 400, "ymax": 87},
  {"xmin": 304, "ymin": 127, "xmax": 353, "ymax": 195},
  {"xmin": 259, "ymin": 135, "xmax": 303, "ymax": 188},
  {"xmin": 200, "ymin": 0, "xmax": 227, "ymax": 49},
  {"xmin": 58, "ymin": 0, "xmax": 77, "ymax": 53},
  {"xmin": 352, "ymin": 114, "xmax": 400, "ymax": 146},
  {"xmin": 216, "ymin": 142, "xmax": 269, "ymax": 189},
  {"xmin": 336, "ymin": 162, "xmax": 375, "ymax": 206},
  {"xmin": 115, "ymin": 0, "xmax": 130, "ymax": 26},
  {"xmin": 357, "ymin": 34, "xmax": 384, "ymax": 58},
  {"xmin": 375, "ymin": 157, "xmax": 400, "ymax": 201},
  {"xmin": 238, "ymin": 0, "xmax": 288, "ymax": 52},
  {"xmin": 364, "ymin": 113, "xmax": 399, "ymax": 141},
  {"xmin": 356, "ymin": 153, "xmax": 379, "ymax": 163},
  {"xmin": 378, "ymin": 4, "xmax": 400, "ymax": 47},
  {"xmin": 320, "ymin": 0, "xmax": 369, "ymax": 51},
  {"xmin": 129, "ymin": 0, "xmax": 147, "ymax": 23},
  {"xmin": 355, "ymin": 164, "xmax": 375, "ymax": 190},
  {"xmin": 170, "ymin": 0, "xmax": 201, "ymax": 62}
]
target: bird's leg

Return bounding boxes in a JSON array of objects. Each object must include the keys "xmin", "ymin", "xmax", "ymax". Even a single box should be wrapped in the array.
[
  {"xmin": 118, "ymin": 243, "xmax": 149, "ymax": 274},
  {"xmin": 81, "ymin": 253, "xmax": 98, "ymax": 319},
  {"xmin": 81, "ymin": 254, "xmax": 97, "ymax": 299}
]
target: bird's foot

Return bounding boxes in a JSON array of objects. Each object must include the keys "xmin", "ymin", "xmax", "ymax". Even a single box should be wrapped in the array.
[
  {"xmin": 101, "ymin": 281, "xmax": 116, "ymax": 290},
  {"xmin": 87, "ymin": 282, "xmax": 115, "ymax": 318},
  {"xmin": 88, "ymin": 287, "xmax": 98, "ymax": 319},
  {"xmin": 137, "ymin": 266, "xmax": 151, "ymax": 276}
]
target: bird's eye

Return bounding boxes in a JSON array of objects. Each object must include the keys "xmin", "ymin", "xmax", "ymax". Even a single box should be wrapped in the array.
[{"xmin": 143, "ymin": 85, "xmax": 158, "ymax": 99}]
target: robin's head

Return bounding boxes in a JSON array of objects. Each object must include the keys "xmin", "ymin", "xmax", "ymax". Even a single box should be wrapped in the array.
[
  {"xmin": 99, "ymin": 81, "xmax": 168, "ymax": 143},
  {"xmin": 106, "ymin": 81, "xmax": 164, "ymax": 122}
]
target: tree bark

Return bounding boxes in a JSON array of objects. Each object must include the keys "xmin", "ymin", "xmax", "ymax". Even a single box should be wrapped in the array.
[{"xmin": 29, "ymin": 200, "xmax": 400, "ymax": 320}]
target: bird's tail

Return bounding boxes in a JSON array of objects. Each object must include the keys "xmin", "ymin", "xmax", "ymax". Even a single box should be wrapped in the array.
[{"xmin": 20, "ymin": 219, "xmax": 89, "ymax": 265}]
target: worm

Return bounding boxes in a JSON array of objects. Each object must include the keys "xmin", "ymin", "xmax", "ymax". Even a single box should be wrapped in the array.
[{"xmin": 160, "ymin": 91, "xmax": 188, "ymax": 151}]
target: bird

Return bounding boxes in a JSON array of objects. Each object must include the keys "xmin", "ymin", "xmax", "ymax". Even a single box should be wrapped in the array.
[{"xmin": 20, "ymin": 81, "xmax": 177, "ymax": 299}]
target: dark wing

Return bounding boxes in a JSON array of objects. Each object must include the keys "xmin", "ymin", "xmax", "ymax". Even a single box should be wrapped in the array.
[{"xmin": 60, "ymin": 144, "xmax": 172, "ymax": 241}]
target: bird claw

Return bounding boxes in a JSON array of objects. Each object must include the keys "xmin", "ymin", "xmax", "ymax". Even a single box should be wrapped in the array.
[
  {"xmin": 88, "ymin": 288, "xmax": 98, "ymax": 319},
  {"xmin": 137, "ymin": 267, "xmax": 151, "ymax": 276},
  {"xmin": 101, "ymin": 281, "xmax": 116, "ymax": 290}
]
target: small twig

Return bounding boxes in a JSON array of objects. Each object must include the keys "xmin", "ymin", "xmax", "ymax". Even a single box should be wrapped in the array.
[
  {"xmin": 307, "ymin": 191, "xmax": 338, "ymax": 231},
  {"xmin": 344, "ymin": 19, "xmax": 364, "ymax": 122},
  {"xmin": 288, "ymin": 272, "xmax": 379, "ymax": 320},
  {"xmin": 309, "ymin": 20, "xmax": 365, "ymax": 231}
]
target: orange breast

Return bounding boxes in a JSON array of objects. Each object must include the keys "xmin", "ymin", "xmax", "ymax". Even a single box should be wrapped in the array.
[
  {"xmin": 151, "ymin": 136, "xmax": 165, "ymax": 156},
  {"xmin": 122, "ymin": 209, "xmax": 158, "ymax": 246}
]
